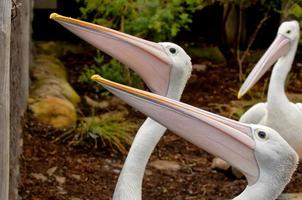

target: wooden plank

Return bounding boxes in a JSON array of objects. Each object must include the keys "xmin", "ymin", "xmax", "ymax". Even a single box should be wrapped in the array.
[
  {"xmin": 0, "ymin": 0, "xmax": 12, "ymax": 200},
  {"xmin": 10, "ymin": 0, "xmax": 32, "ymax": 199}
]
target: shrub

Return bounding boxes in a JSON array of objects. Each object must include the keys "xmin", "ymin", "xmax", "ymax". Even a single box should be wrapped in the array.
[
  {"xmin": 56, "ymin": 111, "xmax": 139, "ymax": 154},
  {"xmin": 290, "ymin": 3, "xmax": 302, "ymax": 44},
  {"xmin": 78, "ymin": 51, "xmax": 144, "ymax": 92},
  {"xmin": 76, "ymin": 0, "xmax": 208, "ymax": 41}
]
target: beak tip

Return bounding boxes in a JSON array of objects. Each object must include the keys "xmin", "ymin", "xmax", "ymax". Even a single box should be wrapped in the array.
[
  {"xmin": 49, "ymin": 13, "xmax": 59, "ymax": 20},
  {"xmin": 237, "ymin": 88, "xmax": 246, "ymax": 99},
  {"xmin": 91, "ymin": 74, "xmax": 102, "ymax": 82}
]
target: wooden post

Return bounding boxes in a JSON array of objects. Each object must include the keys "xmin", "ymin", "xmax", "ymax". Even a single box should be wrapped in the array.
[
  {"xmin": 0, "ymin": 0, "xmax": 12, "ymax": 200},
  {"xmin": 10, "ymin": 0, "xmax": 31, "ymax": 199}
]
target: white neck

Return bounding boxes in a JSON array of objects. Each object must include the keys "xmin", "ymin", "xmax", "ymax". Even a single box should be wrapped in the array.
[
  {"xmin": 113, "ymin": 118, "xmax": 167, "ymax": 200},
  {"xmin": 267, "ymin": 39, "xmax": 298, "ymax": 112},
  {"xmin": 234, "ymin": 165, "xmax": 294, "ymax": 200},
  {"xmin": 113, "ymin": 65, "xmax": 190, "ymax": 200},
  {"xmin": 234, "ymin": 182, "xmax": 283, "ymax": 200}
]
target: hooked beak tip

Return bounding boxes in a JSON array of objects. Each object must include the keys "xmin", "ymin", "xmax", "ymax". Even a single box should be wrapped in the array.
[
  {"xmin": 91, "ymin": 74, "xmax": 103, "ymax": 82},
  {"xmin": 49, "ymin": 13, "xmax": 60, "ymax": 20}
]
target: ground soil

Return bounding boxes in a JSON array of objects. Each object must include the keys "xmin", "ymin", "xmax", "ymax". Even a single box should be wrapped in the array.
[{"xmin": 20, "ymin": 49, "xmax": 302, "ymax": 200}]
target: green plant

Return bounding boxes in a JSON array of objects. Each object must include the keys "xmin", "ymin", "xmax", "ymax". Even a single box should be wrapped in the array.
[
  {"xmin": 56, "ymin": 111, "xmax": 139, "ymax": 154},
  {"xmin": 76, "ymin": 0, "xmax": 209, "ymax": 41},
  {"xmin": 78, "ymin": 51, "xmax": 144, "ymax": 92},
  {"xmin": 290, "ymin": 3, "xmax": 302, "ymax": 44},
  {"xmin": 75, "ymin": 0, "xmax": 210, "ymax": 92}
]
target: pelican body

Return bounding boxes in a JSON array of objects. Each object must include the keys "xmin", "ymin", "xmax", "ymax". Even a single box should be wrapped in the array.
[
  {"xmin": 92, "ymin": 75, "xmax": 298, "ymax": 200},
  {"xmin": 238, "ymin": 21, "xmax": 302, "ymax": 157},
  {"xmin": 50, "ymin": 13, "xmax": 192, "ymax": 200}
]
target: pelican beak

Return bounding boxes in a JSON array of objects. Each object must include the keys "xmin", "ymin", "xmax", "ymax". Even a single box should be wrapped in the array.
[
  {"xmin": 50, "ymin": 13, "xmax": 172, "ymax": 96},
  {"xmin": 238, "ymin": 34, "xmax": 290, "ymax": 98},
  {"xmin": 91, "ymin": 74, "xmax": 260, "ymax": 185}
]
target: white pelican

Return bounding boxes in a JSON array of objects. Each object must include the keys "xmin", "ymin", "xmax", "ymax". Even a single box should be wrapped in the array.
[
  {"xmin": 91, "ymin": 74, "xmax": 298, "ymax": 200},
  {"xmin": 238, "ymin": 20, "xmax": 302, "ymax": 158},
  {"xmin": 50, "ymin": 13, "xmax": 192, "ymax": 200}
]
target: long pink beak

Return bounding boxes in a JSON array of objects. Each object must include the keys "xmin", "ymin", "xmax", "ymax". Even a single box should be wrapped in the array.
[
  {"xmin": 238, "ymin": 34, "xmax": 290, "ymax": 98},
  {"xmin": 50, "ymin": 13, "xmax": 172, "ymax": 96},
  {"xmin": 91, "ymin": 74, "xmax": 260, "ymax": 185}
]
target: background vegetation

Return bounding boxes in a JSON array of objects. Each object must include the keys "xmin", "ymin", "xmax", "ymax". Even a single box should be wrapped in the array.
[
  {"xmin": 69, "ymin": 0, "xmax": 302, "ymax": 151},
  {"xmin": 31, "ymin": 0, "xmax": 302, "ymax": 152}
]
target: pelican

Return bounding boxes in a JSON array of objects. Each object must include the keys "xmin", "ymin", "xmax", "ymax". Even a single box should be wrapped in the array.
[
  {"xmin": 238, "ymin": 20, "xmax": 302, "ymax": 158},
  {"xmin": 50, "ymin": 13, "xmax": 192, "ymax": 199},
  {"xmin": 91, "ymin": 74, "xmax": 298, "ymax": 199}
]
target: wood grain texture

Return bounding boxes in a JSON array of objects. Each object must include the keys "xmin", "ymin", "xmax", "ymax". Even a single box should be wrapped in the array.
[
  {"xmin": 10, "ymin": 0, "xmax": 31, "ymax": 199},
  {"xmin": 0, "ymin": 0, "xmax": 12, "ymax": 200}
]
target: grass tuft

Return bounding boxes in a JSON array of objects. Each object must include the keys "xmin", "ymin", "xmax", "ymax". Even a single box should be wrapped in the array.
[{"xmin": 56, "ymin": 111, "xmax": 139, "ymax": 154}]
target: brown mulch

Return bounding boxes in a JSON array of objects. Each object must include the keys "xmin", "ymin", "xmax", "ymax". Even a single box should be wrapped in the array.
[{"xmin": 20, "ymin": 50, "xmax": 302, "ymax": 200}]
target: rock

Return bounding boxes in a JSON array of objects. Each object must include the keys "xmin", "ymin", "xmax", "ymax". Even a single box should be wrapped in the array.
[
  {"xmin": 193, "ymin": 64, "xmax": 207, "ymax": 72},
  {"xmin": 46, "ymin": 166, "xmax": 57, "ymax": 176},
  {"xmin": 278, "ymin": 193, "xmax": 302, "ymax": 200},
  {"xmin": 32, "ymin": 55, "xmax": 67, "ymax": 80},
  {"xmin": 56, "ymin": 186, "xmax": 67, "ymax": 195},
  {"xmin": 288, "ymin": 93, "xmax": 302, "ymax": 103},
  {"xmin": 31, "ymin": 173, "xmax": 47, "ymax": 182},
  {"xmin": 145, "ymin": 169, "xmax": 153, "ymax": 176},
  {"xmin": 211, "ymin": 157, "xmax": 230, "ymax": 171},
  {"xmin": 149, "ymin": 160, "xmax": 181, "ymax": 171},
  {"xmin": 29, "ymin": 96, "xmax": 77, "ymax": 129},
  {"xmin": 29, "ymin": 54, "xmax": 80, "ymax": 129},
  {"xmin": 71, "ymin": 174, "xmax": 81, "ymax": 181},
  {"xmin": 113, "ymin": 169, "xmax": 121, "ymax": 174},
  {"xmin": 54, "ymin": 175, "xmax": 66, "ymax": 185},
  {"xmin": 30, "ymin": 78, "xmax": 80, "ymax": 106},
  {"xmin": 71, "ymin": 197, "xmax": 82, "ymax": 200}
]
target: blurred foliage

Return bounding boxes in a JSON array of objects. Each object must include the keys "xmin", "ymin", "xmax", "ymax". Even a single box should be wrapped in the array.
[
  {"xmin": 215, "ymin": 0, "xmax": 276, "ymax": 8},
  {"xmin": 290, "ymin": 3, "xmax": 302, "ymax": 44},
  {"xmin": 187, "ymin": 46, "xmax": 226, "ymax": 63},
  {"xmin": 75, "ymin": 0, "xmax": 210, "ymax": 93},
  {"xmin": 76, "ymin": 0, "xmax": 210, "ymax": 41},
  {"xmin": 78, "ymin": 51, "xmax": 144, "ymax": 92}
]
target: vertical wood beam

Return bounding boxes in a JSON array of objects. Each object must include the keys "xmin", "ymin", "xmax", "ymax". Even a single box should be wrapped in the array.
[
  {"xmin": 0, "ymin": 0, "xmax": 12, "ymax": 199},
  {"xmin": 10, "ymin": 0, "xmax": 31, "ymax": 199}
]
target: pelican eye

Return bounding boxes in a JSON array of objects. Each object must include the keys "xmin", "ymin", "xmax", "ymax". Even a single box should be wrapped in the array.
[
  {"xmin": 286, "ymin": 30, "xmax": 291, "ymax": 34},
  {"xmin": 257, "ymin": 131, "xmax": 267, "ymax": 140},
  {"xmin": 169, "ymin": 48, "xmax": 177, "ymax": 54}
]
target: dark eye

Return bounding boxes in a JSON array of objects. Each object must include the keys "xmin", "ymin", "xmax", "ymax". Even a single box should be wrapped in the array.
[
  {"xmin": 287, "ymin": 30, "xmax": 291, "ymax": 34},
  {"xmin": 169, "ymin": 48, "xmax": 177, "ymax": 54},
  {"xmin": 258, "ymin": 131, "xmax": 267, "ymax": 139}
]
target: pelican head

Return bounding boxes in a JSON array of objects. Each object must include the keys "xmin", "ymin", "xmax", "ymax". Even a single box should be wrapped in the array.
[
  {"xmin": 158, "ymin": 42, "xmax": 192, "ymax": 98},
  {"xmin": 231, "ymin": 123, "xmax": 298, "ymax": 199},
  {"xmin": 248, "ymin": 125, "xmax": 298, "ymax": 198},
  {"xmin": 50, "ymin": 13, "xmax": 192, "ymax": 98},
  {"xmin": 238, "ymin": 20, "xmax": 300, "ymax": 98},
  {"xmin": 91, "ymin": 75, "xmax": 298, "ymax": 199},
  {"xmin": 278, "ymin": 21, "xmax": 300, "ymax": 42}
]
